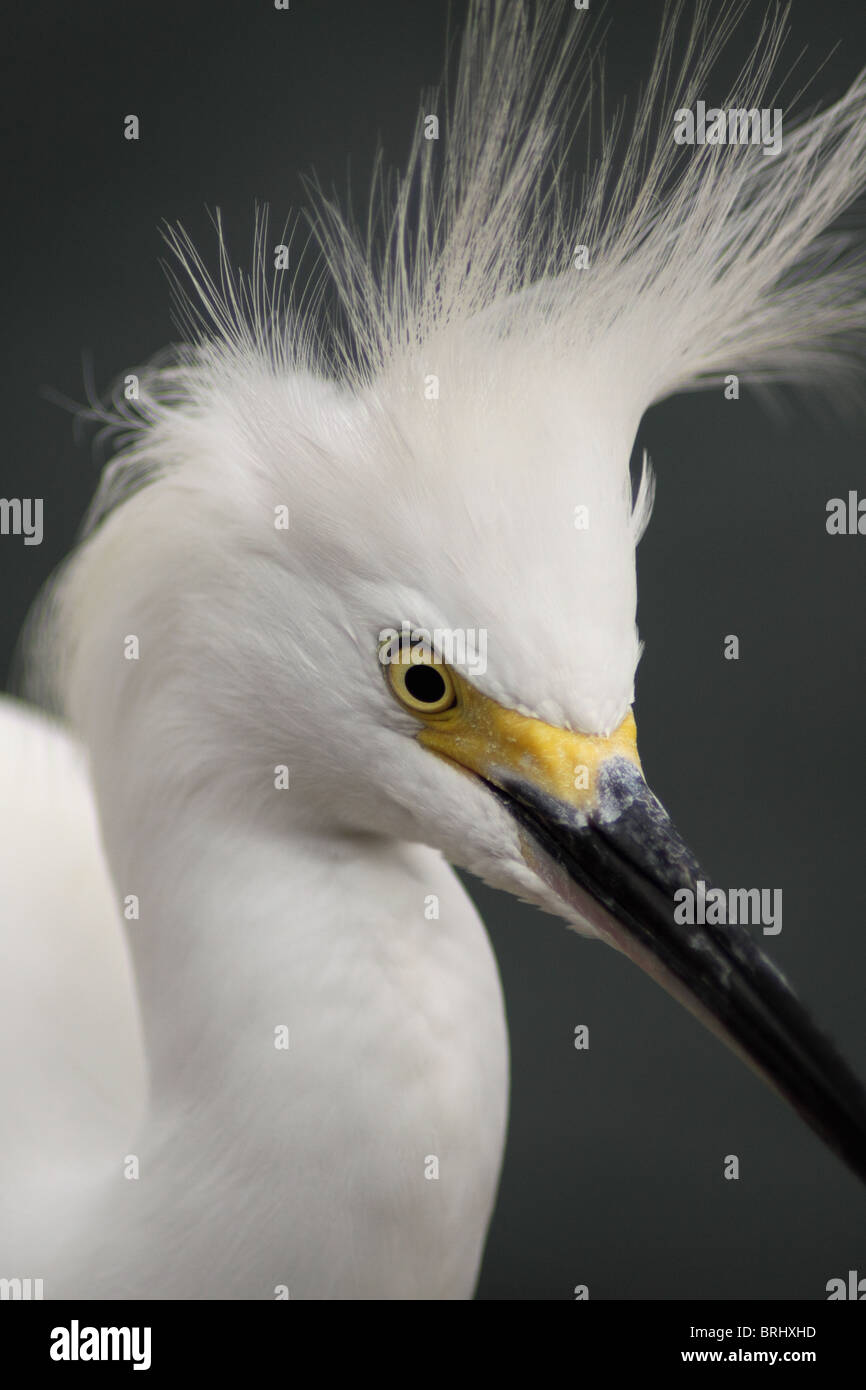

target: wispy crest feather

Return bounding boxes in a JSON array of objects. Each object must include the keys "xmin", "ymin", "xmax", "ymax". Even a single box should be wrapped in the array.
[
  {"xmin": 306, "ymin": 0, "xmax": 866, "ymax": 397},
  {"xmin": 78, "ymin": 0, "xmax": 866, "ymax": 495}
]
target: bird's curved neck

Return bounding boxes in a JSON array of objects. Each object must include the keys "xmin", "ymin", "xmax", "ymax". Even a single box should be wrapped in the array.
[
  {"xmin": 74, "ymin": 713, "xmax": 509, "ymax": 1295},
  {"xmin": 115, "ymin": 810, "xmax": 399, "ymax": 1101}
]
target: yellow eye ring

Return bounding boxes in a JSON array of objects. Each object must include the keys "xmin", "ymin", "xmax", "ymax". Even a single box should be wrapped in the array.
[{"xmin": 383, "ymin": 643, "xmax": 458, "ymax": 717}]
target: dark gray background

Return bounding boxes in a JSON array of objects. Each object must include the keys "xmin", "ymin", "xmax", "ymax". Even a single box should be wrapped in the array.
[{"xmin": 2, "ymin": 0, "xmax": 865, "ymax": 1299}]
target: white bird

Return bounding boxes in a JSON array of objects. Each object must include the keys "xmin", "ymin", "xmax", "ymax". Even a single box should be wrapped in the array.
[{"xmin": 3, "ymin": 0, "xmax": 866, "ymax": 1300}]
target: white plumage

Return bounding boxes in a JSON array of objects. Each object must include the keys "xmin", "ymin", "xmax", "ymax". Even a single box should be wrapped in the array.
[{"xmin": 3, "ymin": 0, "xmax": 866, "ymax": 1298}]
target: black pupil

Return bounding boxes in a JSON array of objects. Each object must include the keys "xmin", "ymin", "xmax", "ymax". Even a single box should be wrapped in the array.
[{"xmin": 404, "ymin": 663, "xmax": 447, "ymax": 704}]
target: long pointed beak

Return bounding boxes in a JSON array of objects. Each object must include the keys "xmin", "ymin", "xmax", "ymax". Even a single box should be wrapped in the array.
[
  {"xmin": 416, "ymin": 681, "xmax": 866, "ymax": 1186},
  {"xmin": 491, "ymin": 756, "xmax": 866, "ymax": 1187}
]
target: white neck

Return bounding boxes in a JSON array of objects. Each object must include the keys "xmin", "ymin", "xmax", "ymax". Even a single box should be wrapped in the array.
[{"xmin": 68, "ymin": 797, "xmax": 509, "ymax": 1299}]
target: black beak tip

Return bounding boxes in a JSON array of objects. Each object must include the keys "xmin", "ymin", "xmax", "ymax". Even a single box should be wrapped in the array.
[{"xmin": 490, "ymin": 757, "xmax": 866, "ymax": 1190}]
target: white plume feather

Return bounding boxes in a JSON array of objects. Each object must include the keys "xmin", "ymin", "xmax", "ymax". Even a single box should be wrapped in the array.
[
  {"xmin": 307, "ymin": 0, "xmax": 866, "ymax": 398},
  {"xmin": 65, "ymin": 3, "xmax": 866, "ymax": 505}
]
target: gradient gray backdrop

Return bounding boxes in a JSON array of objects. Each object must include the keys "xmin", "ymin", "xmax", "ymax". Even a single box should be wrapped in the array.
[{"xmin": 2, "ymin": 0, "xmax": 865, "ymax": 1299}]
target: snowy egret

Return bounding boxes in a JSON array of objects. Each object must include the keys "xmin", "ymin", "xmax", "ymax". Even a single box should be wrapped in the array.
[{"xmin": 2, "ymin": 0, "xmax": 866, "ymax": 1300}]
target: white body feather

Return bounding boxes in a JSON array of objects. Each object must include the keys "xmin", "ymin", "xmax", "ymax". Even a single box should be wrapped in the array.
[
  {"xmin": 0, "ymin": 695, "xmax": 507, "ymax": 1298},
  {"xmin": 0, "ymin": 699, "xmax": 144, "ymax": 1275}
]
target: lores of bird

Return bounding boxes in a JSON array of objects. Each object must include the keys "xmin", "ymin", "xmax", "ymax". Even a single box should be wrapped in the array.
[{"xmin": 2, "ymin": 0, "xmax": 866, "ymax": 1300}]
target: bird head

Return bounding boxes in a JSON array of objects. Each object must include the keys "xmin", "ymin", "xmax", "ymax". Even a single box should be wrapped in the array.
[
  {"xmin": 38, "ymin": 319, "xmax": 866, "ymax": 1194},
  {"xmin": 29, "ymin": 0, "xmax": 866, "ymax": 1189}
]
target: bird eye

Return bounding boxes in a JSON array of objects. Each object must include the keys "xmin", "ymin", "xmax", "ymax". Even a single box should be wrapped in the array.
[{"xmin": 383, "ymin": 643, "xmax": 458, "ymax": 717}]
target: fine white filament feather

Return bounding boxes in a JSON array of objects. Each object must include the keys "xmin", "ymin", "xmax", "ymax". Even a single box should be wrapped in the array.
[{"xmin": 43, "ymin": 1, "xmax": 866, "ymax": 550}]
